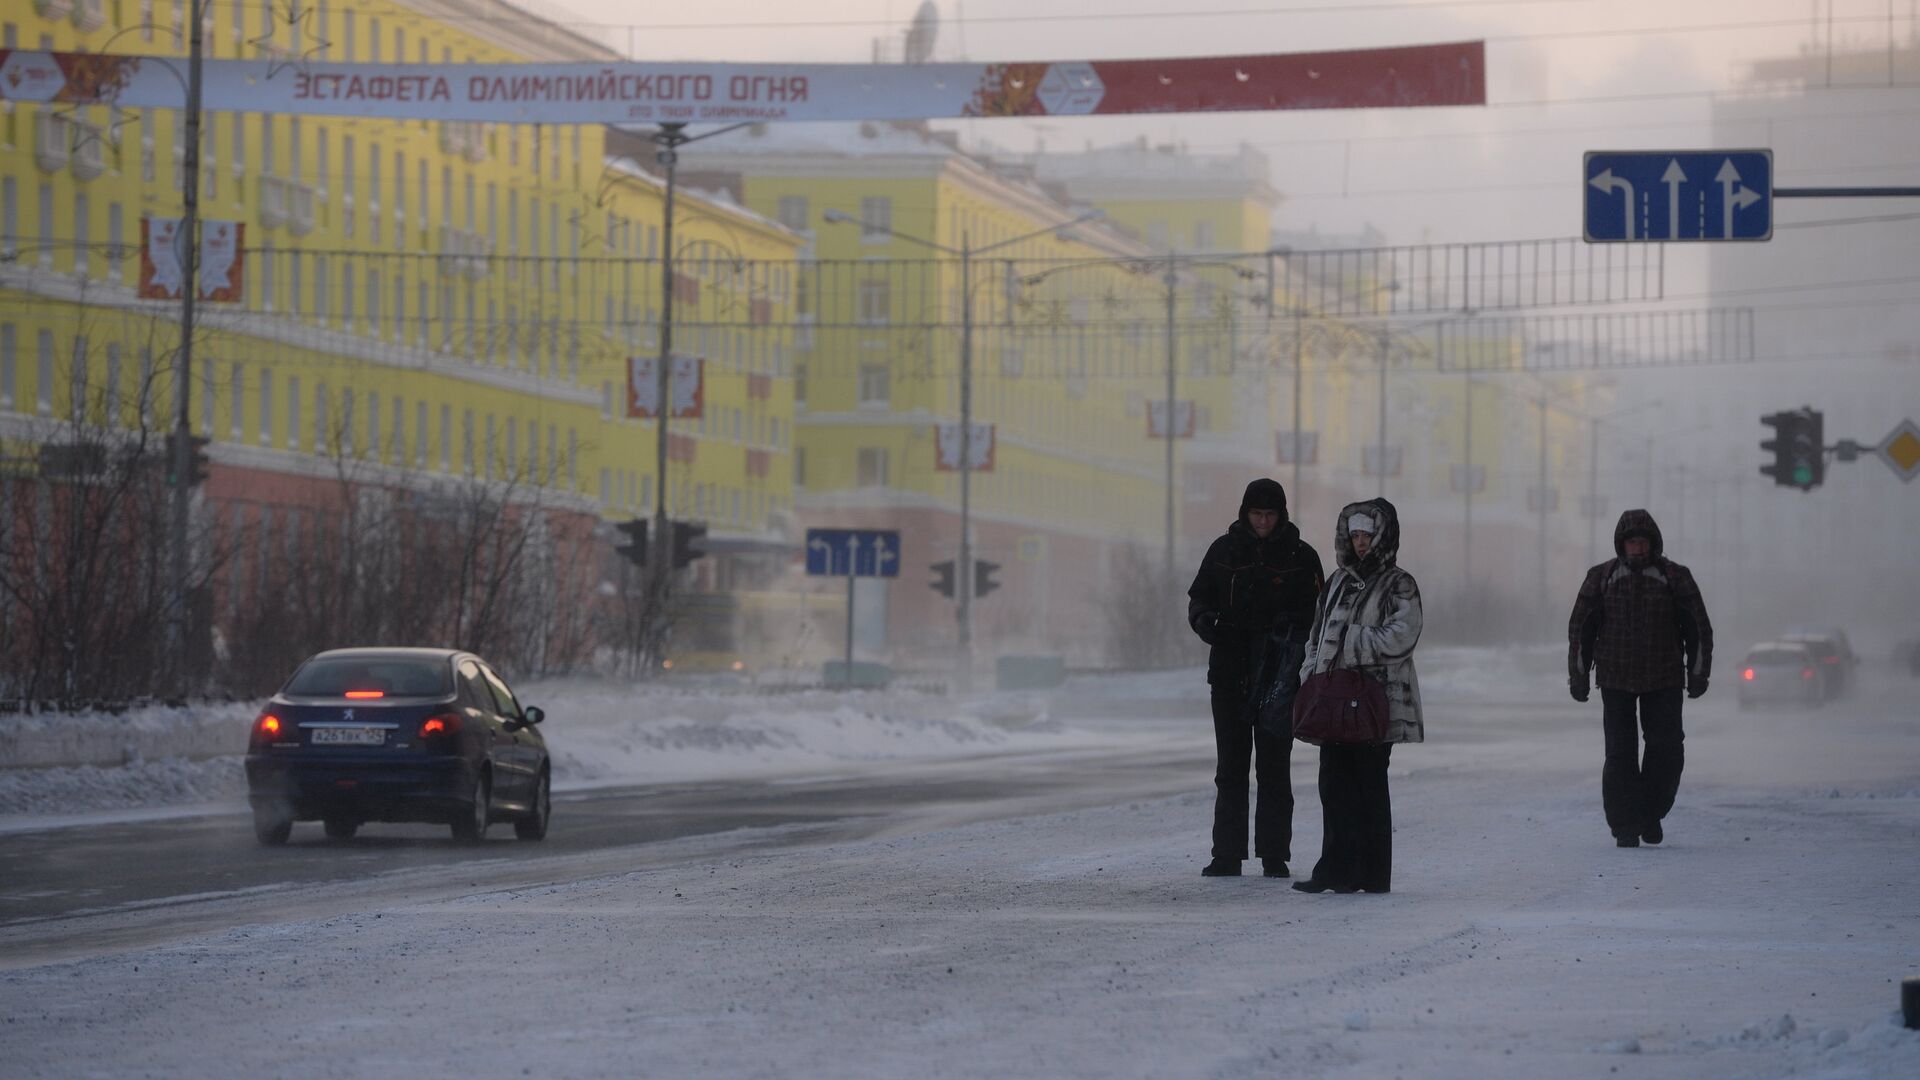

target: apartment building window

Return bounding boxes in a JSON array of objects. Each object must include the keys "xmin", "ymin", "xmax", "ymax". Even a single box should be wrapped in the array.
[
  {"xmin": 860, "ymin": 196, "xmax": 891, "ymax": 240},
  {"xmin": 392, "ymin": 272, "xmax": 405, "ymax": 343},
  {"xmin": 368, "ymin": 18, "xmax": 380, "ymax": 62},
  {"xmin": 258, "ymin": 368, "xmax": 272, "ymax": 445},
  {"xmin": 289, "ymin": 254, "xmax": 302, "ymax": 316},
  {"xmin": 342, "ymin": 135, "xmax": 355, "ymax": 237},
  {"xmin": 368, "ymin": 145, "xmax": 380, "ymax": 243},
  {"xmin": 777, "ymin": 196, "xmax": 809, "ymax": 232},
  {"xmin": 857, "ymin": 280, "xmax": 890, "ymax": 325},
  {"xmin": 231, "ymin": 114, "xmax": 244, "ymax": 194},
  {"xmin": 366, "ymin": 268, "xmax": 381, "ymax": 336},
  {"xmin": 107, "ymin": 202, "xmax": 123, "ymax": 278},
  {"xmin": 312, "ymin": 255, "xmax": 327, "ymax": 320},
  {"xmin": 312, "ymin": 124, "xmax": 326, "ymax": 209},
  {"xmin": 71, "ymin": 194, "xmax": 88, "ymax": 278},
  {"xmin": 366, "ymin": 394, "xmax": 380, "ymax": 462},
  {"xmin": 260, "ymin": 246, "xmax": 275, "ymax": 312},
  {"xmin": 856, "ymin": 447, "xmax": 889, "ymax": 487},
  {"xmin": 36, "ymin": 329, "xmax": 52, "ymax": 414},
  {"xmin": 201, "ymin": 360, "xmax": 214, "ymax": 436},
  {"xmin": 139, "ymin": 348, "xmax": 155, "ymax": 426},
  {"xmin": 258, "ymin": 113, "xmax": 272, "ymax": 177},
  {"xmin": 390, "ymin": 395, "xmax": 405, "ymax": 463},
  {"xmin": 484, "ymin": 414, "xmax": 496, "ymax": 480},
  {"xmin": 439, "ymin": 403, "xmax": 451, "ymax": 471},
  {"xmin": 341, "ymin": 9, "xmax": 353, "ymax": 59},
  {"xmin": 462, "ymin": 409, "xmax": 474, "ymax": 474},
  {"xmin": 0, "ymin": 323, "xmax": 13, "ymax": 409},
  {"xmin": 37, "ymin": 184, "xmax": 52, "ymax": 268},
  {"xmin": 230, "ymin": 0, "xmax": 242, "ymax": 48},
  {"xmin": 857, "ymin": 363, "xmax": 890, "ymax": 406},
  {"xmin": 598, "ymin": 468, "xmax": 610, "ymax": 507},
  {"xmin": 313, "ymin": 383, "xmax": 329, "ymax": 453},
  {"xmin": 415, "ymin": 280, "xmax": 428, "ymax": 346},
  {"xmin": 340, "ymin": 263, "xmax": 355, "ymax": 330},
  {"xmin": 286, "ymin": 375, "xmax": 301, "ymax": 449},
  {"xmin": 504, "ymin": 419, "xmax": 516, "ymax": 480},
  {"xmin": 393, "ymin": 151, "xmax": 405, "ymax": 249},
  {"xmin": 229, "ymin": 363, "xmax": 243, "ymax": 439},
  {"xmin": 441, "ymin": 167, "xmax": 452, "ymax": 232},
  {"xmin": 338, "ymin": 391, "xmax": 354, "ymax": 457},
  {"xmin": 2, "ymin": 178, "xmax": 15, "ymax": 250}
]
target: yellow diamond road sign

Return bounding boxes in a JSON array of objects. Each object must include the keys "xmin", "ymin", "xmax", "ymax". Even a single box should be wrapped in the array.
[{"xmin": 1879, "ymin": 419, "xmax": 1920, "ymax": 483}]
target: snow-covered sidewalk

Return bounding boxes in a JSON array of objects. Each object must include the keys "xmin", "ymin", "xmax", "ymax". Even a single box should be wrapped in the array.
[{"xmin": 3, "ymin": 660, "xmax": 1917, "ymax": 1078}]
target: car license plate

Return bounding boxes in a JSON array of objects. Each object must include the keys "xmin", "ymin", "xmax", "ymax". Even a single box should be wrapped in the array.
[{"xmin": 311, "ymin": 727, "xmax": 385, "ymax": 746}]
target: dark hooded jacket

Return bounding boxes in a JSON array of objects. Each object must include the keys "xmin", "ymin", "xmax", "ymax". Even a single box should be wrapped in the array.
[
  {"xmin": 1568, "ymin": 509, "xmax": 1713, "ymax": 693},
  {"xmin": 1299, "ymin": 498, "xmax": 1425, "ymax": 743},
  {"xmin": 1186, "ymin": 479, "xmax": 1325, "ymax": 689}
]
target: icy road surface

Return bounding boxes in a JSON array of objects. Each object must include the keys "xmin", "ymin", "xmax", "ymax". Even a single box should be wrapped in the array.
[{"xmin": 1, "ymin": 651, "xmax": 1917, "ymax": 1078}]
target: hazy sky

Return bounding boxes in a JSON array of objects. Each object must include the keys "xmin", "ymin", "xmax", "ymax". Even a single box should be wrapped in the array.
[{"xmin": 545, "ymin": 0, "xmax": 1919, "ymax": 244}]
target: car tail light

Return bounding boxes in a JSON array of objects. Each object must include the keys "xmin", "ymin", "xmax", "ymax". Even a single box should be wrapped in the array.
[
  {"xmin": 345, "ymin": 690, "xmax": 385, "ymax": 699},
  {"xmin": 1802, "ymin": 668, "xmax": 1817, "ymax": 680},
  {"xmin": 1742, "ymin": 668, "xmax": 1755, "ymax": 681},
  {"xmin": 1822, "ymin": 656, "xmax": 1840, "ymax": 665},
  {"xmin": 251, "ymin": 713, "xmax": 283, "ymax": 747},
  {"xmin": 418, "ymin": 711, "xmax": 462, "ymax": 740},
  {"xmin": 731, "ymin": 660, "xmax": 745, "ymax": 672}
]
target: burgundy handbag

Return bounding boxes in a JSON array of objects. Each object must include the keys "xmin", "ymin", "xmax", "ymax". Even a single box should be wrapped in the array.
[{"xmin": 1292, "ymin": 610, "xmax": 1391, "ymax": 747}]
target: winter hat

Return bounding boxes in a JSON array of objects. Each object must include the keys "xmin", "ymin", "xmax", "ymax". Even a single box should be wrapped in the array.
[
  {"xmin": 1347, "ymin": 512, "xmax": 1378, "ymax": 534},
  {"xmin": 1239, "ymin": 478, "xmax": 1287, "ymax": 520}
]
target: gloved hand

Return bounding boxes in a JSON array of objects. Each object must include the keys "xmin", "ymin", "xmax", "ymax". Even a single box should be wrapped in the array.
[
  {"xmin": 1569, "ymin": 674, "xmax": 1590, "ymax": 703},
  {"xmin": 1687, "ymin": 675, "xmax": 1708, "ymax": 700},
  {"xmin": 1194, "ymin": 611, "xmax": 1221, "ymax": 644}
]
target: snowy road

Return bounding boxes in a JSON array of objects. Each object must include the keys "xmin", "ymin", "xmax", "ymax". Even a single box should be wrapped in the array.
[{"xmin": 2, "ymin": 657, "xmax": 1918, "ymax": 1077}]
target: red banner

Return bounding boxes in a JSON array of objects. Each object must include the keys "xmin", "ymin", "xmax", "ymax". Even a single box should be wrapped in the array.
[{"xmin": 0, "ymin": 43, "xmax": 1484, "ymax": 124}]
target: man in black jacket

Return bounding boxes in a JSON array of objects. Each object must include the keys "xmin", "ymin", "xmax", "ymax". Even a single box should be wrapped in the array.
[{"xmin": 1187, "ymin": 478, "xmax": 1325, "ymax": 877}]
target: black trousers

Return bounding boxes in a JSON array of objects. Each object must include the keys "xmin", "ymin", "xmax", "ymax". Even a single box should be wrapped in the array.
[
  {"xmin": 1600, "ymin": 687, "xmax": 1686, "ymax": 837},
  {"xmin": 1210, "ymin": 686, "xmax": 1292, "ymax": 861},
  {"xmin": 1308, "ymin": 743, "xmax": 1394, "ymax": 892}
]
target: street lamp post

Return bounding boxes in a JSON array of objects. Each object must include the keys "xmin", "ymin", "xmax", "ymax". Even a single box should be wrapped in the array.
[{"xmin": 823, "ymin": 207, "xmax": 1104, "ymax": 691}]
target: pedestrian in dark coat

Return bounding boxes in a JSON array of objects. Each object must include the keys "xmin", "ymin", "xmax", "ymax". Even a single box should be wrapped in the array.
[
  {"xmin": 1186, "ymin": 478, "xmax": 1324, "ymax": 878},
  {"xmin": 1291, "ymin": 498, "xmax": 1422, "ymax": 895},
  {"xmin": 1568, "ymin": 508, "xmax": 1714, "ymax": 847}
]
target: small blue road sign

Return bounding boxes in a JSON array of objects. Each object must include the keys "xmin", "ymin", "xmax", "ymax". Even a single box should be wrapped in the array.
[
  {"xmin": 1584, "ymin": 150, "xmax": 1773, "ymax": 242},
  {"xmin": 804, "ymin": 528, "xmax": 902, "ymax": 578}
]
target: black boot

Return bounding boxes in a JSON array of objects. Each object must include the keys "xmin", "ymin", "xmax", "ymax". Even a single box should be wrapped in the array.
[
  {"xmin": 1262, "ymin": 860, "xmax": 1289, "ymax": 878},
  {"xmin": 1202, "ymin": 857, "xmax": 1242, "ymax": 877},
  {"xmin": 1615, "ymin": 833, "xmax": 1640, "ymax": 848},
  {"xmin": 1291, "ymin": 878, "xmax": 1356, "ymax": 893},
  {"xmin": 1641, "ymin": 820, "xmax": 1663, "ymax": 845}
]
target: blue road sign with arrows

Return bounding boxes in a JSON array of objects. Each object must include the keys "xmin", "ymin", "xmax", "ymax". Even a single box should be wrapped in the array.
[
  {"xmin": 804, "ymin": 528, "xmax": 902, "ymax": 578},
  {"xmin": 1584, "ymin": 150, "xmax": 1773, "ymax": 242}
]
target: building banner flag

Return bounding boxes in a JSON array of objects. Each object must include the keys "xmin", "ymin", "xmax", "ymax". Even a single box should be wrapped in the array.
[
  {"xmin": 628, "ymin": 355, "xmax": 704, "ymax": 420},
  {"xmin": 0, "ymin": 43, "xmax": 1484, "ymax": 124},
  {"xmin": 139, "ymin": 217, "xmax": 244, "ymax": 302},
  {"xmin": 934, "ymin": 422, "xmax": 995, "ymax": 471}
]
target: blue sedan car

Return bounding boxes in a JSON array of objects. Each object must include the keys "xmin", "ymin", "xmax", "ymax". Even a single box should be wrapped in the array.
[{"xmin": 245, "ymin": 648, "xmax": 551, "ymax": 845}]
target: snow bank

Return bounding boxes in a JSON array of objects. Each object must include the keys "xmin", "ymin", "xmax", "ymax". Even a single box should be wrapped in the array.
[{"xmin": 0, "ymin": 678, "xmax": 1123, "ymax": 820}]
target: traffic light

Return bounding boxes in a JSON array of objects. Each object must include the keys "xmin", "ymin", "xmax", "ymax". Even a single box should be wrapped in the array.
[
  {"xmin": 973, "ymin": 559, "xmax": 1001, "ymax": 599},
  {"xmin": 1760, "ymin": 407, "xmax": 1824, "ymax": 491},
  {"xmin": 930, "ymin": 560, "xmax": 957, "ymax": 599},
  {"xmin": 671, "ymin": 519, "xmax": 708, "ymax": 570},
  {"xmin": 165, "ymin": 432, "xmax": 212, "ymax": 487},
  {"xmin": 614, "ymin": 518, "xmax": 648, "ymax": 566}
]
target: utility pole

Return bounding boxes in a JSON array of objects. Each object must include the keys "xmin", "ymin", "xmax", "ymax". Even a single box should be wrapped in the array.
[
  {"xmin": 169, "ymin": 0, "xmax": 207, "ymax": 687},
  {"xmin": 1291, "ymin": 301, "xmax": 1304, "ymax": 509},
  {"xmin": 1588, "ymin": 416, "xmax": 1601, "ymax": 568},
  {"xmin": 1462, "ymin": 367, "xmax": 1474, "ymax": 588},
  {"xmin": 649, "ymin": 122, "xmax": 685, "ymax": 636},
  {"xmin": 1163, "ymin": 252, "xmax": 1178, "ymax": 601},
  {"xmin": 1536, "ymin": 396, "xmax": 1549, "ymax": 620},
  {"xmin": 957, "ymin": 233, "xmax": 975, "ymax": 692},
  {"xmin": 1375, "ymin": 326, "xmax": 1390, "ymax": 498}
]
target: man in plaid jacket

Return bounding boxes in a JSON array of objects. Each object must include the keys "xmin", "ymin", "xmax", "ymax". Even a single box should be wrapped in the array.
[{"xmin": 1568, "ymin": 509, "xmax": 1713, "ymax": 848}]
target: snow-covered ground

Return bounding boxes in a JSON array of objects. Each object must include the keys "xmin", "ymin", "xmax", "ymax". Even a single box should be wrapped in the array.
[{"xmin": 2, "ymin": 647, "xmax": 1918, "ymax": 1077}]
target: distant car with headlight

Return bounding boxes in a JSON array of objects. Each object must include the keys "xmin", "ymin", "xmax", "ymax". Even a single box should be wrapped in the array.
[
  {"xmin": 244, "ymin": 648, "xmax": 550, "ymax": 845},
  {"xmin": 1736, "ymin": 641, "xmax": 1823, "ymax": 711}
]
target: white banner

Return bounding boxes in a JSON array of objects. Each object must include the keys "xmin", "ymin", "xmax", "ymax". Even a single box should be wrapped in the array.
[
  {"xmin": 0, "ymin": 44, "xmax": 1485, "ymax": 124},
  {"xmin": 934, "ymin": 422, "xmax": 995, "ymax": 471},
  {"xmin": 627, "ymin": 355, "xmax": 703, "ymax": 419},
  {"xmin": 138, "ymin": 217, "xmax": 244, "ymax": 302},
  {"xmin": 1147, "ymin": 400, "xmax": 1195, "ymax": 439}
]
